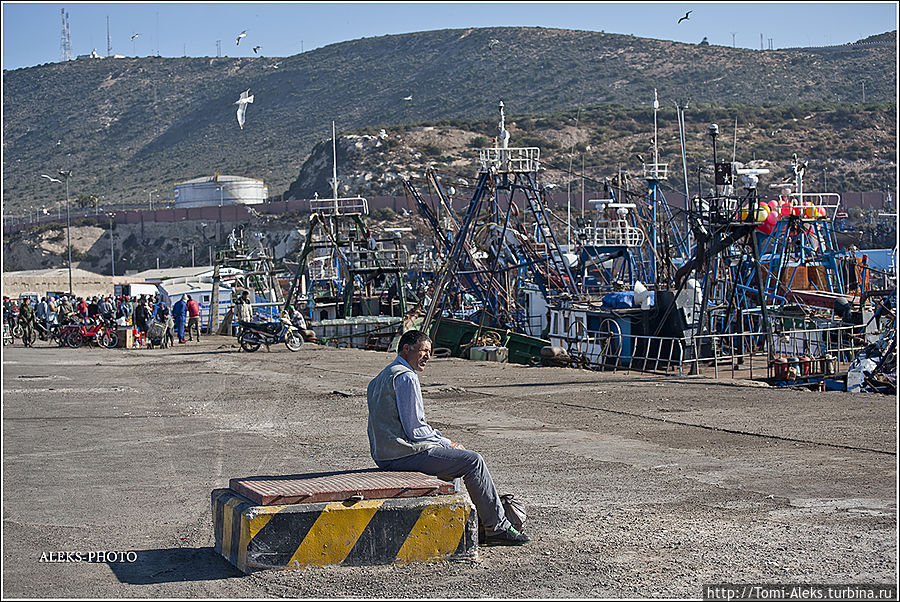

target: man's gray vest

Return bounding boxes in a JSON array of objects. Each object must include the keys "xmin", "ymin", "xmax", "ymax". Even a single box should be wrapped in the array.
[{"xmin": 367, "ymin": 358, "xmax": 441, "ymax": 463}]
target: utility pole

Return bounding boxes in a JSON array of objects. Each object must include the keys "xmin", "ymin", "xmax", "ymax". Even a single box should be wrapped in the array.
[
  {"xmin": 862, "ymin": 81, "xmax": 866, "ymax": 103},
  {"xmin": 59, "ymin": 169, "xmax": 73, "ymax": 295},
  {"xmin": 760, "ymin": 33, "xmax": 764, "ymax": 51},
  {"xmin": 108, "ymin": 213, "xmax": 116, "ymax": 277}
]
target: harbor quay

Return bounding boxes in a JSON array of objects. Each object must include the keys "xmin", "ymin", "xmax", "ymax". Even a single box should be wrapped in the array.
[{"xmin": 2, "ymin": 337, "xmax": 895, "ymax": 598}]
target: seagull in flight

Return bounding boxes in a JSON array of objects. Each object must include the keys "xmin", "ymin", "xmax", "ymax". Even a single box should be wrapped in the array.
[
  {"xmin": 488, "ymin": 38, "xmax": 500, "ymax": 49},
  {"xmin": 41, "ymin": 174, "xmax": 62, "ymax": 184},
  {"xmin": 252, "ymin": 45, "xmax": 262, "ymax": 54},
  {"xmin": 234, "ymin": 88, "xmax": 254, "ymax": 129},
  {"xmin": 678, "ymin": 11, "xmax": 692, "ymax": 23},
  {"xmin": 402, "ymin": 95, "xmax": 413, "ymax": 101},
  {"xmin": 131, "ymin": 32, "xmax": 140, "ymax": 40},
  {"xmin": 236, "ymin": 30, "xmax": 247, "ymax": 45}
]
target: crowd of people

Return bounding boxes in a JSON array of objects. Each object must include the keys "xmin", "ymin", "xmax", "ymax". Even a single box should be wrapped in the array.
[
  {"xmin": 3, "ymin": 292, "xmax": 206, "ymax": 346},
  {"xmin": 4, "ymin": 290, "xmax": 317, "ymax": 348}
]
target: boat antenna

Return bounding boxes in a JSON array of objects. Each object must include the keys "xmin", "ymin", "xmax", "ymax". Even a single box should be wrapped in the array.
[
  {"xmin": 674, "ymin": 99, "xmax": 691, "ymax": 246},
  {"xmin": 331, "ymin": 120, "xmax": 339, "ymax": 202},
  {"xmin": 497, "ymin": 100, "xmax": 509, "ymax": 149},
  {"xmin": 732, "ymin": 117, "xmax": 738, "ymax": 163},
  {"xmin": 652, "ymin": 88, "xmax": 660, "ymax": 166}
]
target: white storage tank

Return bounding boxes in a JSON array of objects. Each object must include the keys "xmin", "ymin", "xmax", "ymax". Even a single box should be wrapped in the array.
[{"xmin": 173, "ymin": 174, "xmax": 268, "ymax": 208}]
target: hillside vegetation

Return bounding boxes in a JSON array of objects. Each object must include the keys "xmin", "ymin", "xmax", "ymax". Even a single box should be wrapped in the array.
[
  {"xmin": 287, "ymin": 101, "xmax": 896, "ymax": 201},
  {"xmin": 3, "ymin": 27, "xmax": 896, "ymax": 213}
]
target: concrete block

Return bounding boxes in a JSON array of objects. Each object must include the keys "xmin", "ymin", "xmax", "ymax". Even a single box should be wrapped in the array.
[{"xmin": 212, "ymin": 488, "xmax": 477, "ymax": 572}]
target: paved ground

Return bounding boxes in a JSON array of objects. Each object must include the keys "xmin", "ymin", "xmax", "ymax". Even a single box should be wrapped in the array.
[{"xmin": 2, "ymin": 336, "xmax": 896, "ymax": 598}]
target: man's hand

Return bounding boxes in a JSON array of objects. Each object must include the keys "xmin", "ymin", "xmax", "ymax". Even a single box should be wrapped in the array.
[{"xmin": 449, "ymin": 441, "xmax": 466, "ymax": 450}]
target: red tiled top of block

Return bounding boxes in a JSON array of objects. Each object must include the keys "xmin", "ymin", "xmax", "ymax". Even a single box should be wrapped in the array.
[{"xmin": 229, "ymin": 470, "xmax": 455, "ymax": 505}]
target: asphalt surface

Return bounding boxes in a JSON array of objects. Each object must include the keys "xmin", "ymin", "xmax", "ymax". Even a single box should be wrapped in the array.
[{"xmin": 2, "ymin": 336, "xmax": 896, "ymax": 598}]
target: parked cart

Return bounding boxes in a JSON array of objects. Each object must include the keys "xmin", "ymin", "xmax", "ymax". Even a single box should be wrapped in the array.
[{"xmin": 147, "ymin": 317, "xmax": 175, "ymax": 349}]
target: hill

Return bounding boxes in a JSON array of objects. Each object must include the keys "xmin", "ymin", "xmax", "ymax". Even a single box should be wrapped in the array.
[{"xmin": 2, "ymin": 26, "xmax": 896, "ymax": 213}]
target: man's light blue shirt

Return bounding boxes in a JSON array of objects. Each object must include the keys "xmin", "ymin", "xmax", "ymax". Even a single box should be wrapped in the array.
[{"xmin": 394, "ymin": 356, "xmax": 451, "ymax": 448}]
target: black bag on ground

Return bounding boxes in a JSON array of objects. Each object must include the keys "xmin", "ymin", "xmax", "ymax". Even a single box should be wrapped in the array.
[
  {"xmin": 500, "ymin": 494, "xmax": 526, "ymax": 532},
  {"xmin": 478, "ymin": 494, "xmax": 527, "ymax": 539}
]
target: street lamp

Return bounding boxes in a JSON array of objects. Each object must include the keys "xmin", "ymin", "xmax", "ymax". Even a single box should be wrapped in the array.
[
  {"xmin": 58, "ymin": 170, "xmax": 73, "ymax": 295},
  {"xmin": 148, "ymin": 189, "xmax": 158, "ymax": 211},
  {"xmin": 107, "ymin": 212, "xmax": 116, "ymax": 277}
]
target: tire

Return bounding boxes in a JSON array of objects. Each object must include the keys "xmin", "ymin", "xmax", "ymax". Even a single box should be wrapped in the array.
[
  {"xmin": 240, "ymin": 331, "xmax": 261, "ymax": 353},
  {"xmin": 100, "ymin": 330, "xmax": 118, "ymax": 349},
  {"xmin": 285, "ymin": 330, "xmax": 303, "ymax": 351},
  {"xmin": 13, "ymin": 323, "xmax": 23, "ymax": 339},
  {"xmin": 66, "ymin": 330, "xmax": 84, "ymax": 349}
]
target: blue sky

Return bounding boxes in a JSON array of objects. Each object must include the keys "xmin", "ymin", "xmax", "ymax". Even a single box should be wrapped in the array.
[{"xmin": 2, "ymin": 2, "xmax": 897, "ymax": 70}]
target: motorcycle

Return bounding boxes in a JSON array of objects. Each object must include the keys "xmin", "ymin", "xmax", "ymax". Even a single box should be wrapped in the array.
[
  {"xmin": 65, "ymin": 317, "xmax": 119, "ymax": 349},
  {"xmin": 34, "ymin": 320, "xmax": 61, "ymax": 345},
  {"xmin": 238, "ymin": 316, "xmax": 303, "ymax": 352},
  {"xmin": 3, "ymin": 319, "xmax": 14, "ymax": 346}
]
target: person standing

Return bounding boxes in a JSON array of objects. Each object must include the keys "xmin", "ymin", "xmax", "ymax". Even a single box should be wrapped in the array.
[
  {"xmin": 185, "ymin": 295, "xmax": 201, "ymax": 342},
  {"xmin": 76, "ymin": 297, "xmax": 88, "ymax": 319},
  {"xmin": 366, "ymin": 329, "xmax": 530, "ymax": 546},
  {"xmin": 87, "ymin": 297, "xmax": 100, "ymax": 319},
  {"xmin": 58, "ymin": 296, "xmax": 77, "ymax": 325},
  {"xmin": 35, "ymin": 297, "xmax": 48, "ymax": 325},
  {"xmin": 134, "ymin": 296, "xmax": 148, "ymax": 333},
  {"xmin": 18, "ymin": 297, "xmax": 36, "ymax": 347},
  {"xmin": 172, "ymin": 296, "xmax": 187, "ymax": 344},
  {"xmin": 235, "ymin": 290, "xmax": 253, "ymax": 340},
  {"xmin": 98, "ymin": 296, "xmax": 114, "ymax": 323}
]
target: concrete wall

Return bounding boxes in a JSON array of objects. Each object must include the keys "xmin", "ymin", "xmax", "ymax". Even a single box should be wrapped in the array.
[{"xmin": 2, "ymin": 269, "xmax": 115, "ymax": 299}]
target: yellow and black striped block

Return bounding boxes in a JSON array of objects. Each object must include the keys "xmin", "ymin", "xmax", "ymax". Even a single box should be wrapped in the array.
[{"xmin": 212, "ymin": 488, "xmax": 478, "ymax": 572}]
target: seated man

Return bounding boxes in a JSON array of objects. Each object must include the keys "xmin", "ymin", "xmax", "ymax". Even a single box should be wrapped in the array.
[{"xmin": 366, "ymin": 329, "xmax": 529, "ymax": 545}]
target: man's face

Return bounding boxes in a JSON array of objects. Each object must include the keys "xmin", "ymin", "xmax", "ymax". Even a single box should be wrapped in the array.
[{"xmin": 401, "ymin": 339, "xmax": 432, "ymax": 372}]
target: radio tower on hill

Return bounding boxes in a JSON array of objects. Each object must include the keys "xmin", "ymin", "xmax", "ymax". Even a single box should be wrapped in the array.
[{"xmin": 60, "ymin": 8, "xmax": 72, "ymax": 61}]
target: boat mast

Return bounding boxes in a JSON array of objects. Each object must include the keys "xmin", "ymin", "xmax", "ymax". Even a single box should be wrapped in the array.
[
  {"xmin": 651, "ymin": 89, "xmax": 660, "ymax": 282},
  {"xmin": 331, "ymin": 121, "xmax": 339, "ymax": 208}
]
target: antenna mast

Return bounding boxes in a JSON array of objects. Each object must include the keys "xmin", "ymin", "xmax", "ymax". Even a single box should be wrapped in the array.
[
  {"xmin": 107, "ymin": 16, "xmax": 112, "ymax": 57},
  {"xmin": 60, "ymin": 9, "xmax": 72, "ymax": 62}
]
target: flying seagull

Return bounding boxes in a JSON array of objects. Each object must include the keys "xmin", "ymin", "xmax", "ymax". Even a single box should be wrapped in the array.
[
  {"xmin": 678, "ymin": 11, "xmax": 692, "ymax": 23},
  {"xmin": 41, "ymin": 174, "xmax": 62, "ymax": 184},
  {"xmin": 488, "ymin": 38, "xmax": 500, "ymax": 49},
  {"xmin": 234, "ymin": 88, "xmax": 254, "ymax": 129},
  {"xmin": 252, "ymin": 45, "xmax": 262, "ymax": 54},
  {"xmin": 402, "ymin": 95, "xmax": 413, "ymax": 101},
  {"xmin": 236, "ymin": 30, "xmax": 247, "ymax": 45},
  {"xmin": 131, "ymin": 32, "xmax": 140, "ymax": 40}
]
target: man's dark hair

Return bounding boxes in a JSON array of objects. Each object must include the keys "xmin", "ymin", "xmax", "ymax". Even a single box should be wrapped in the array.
[{"xmin": 398, "ymin": 329, "xmax": 431, "ymax": 352}]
